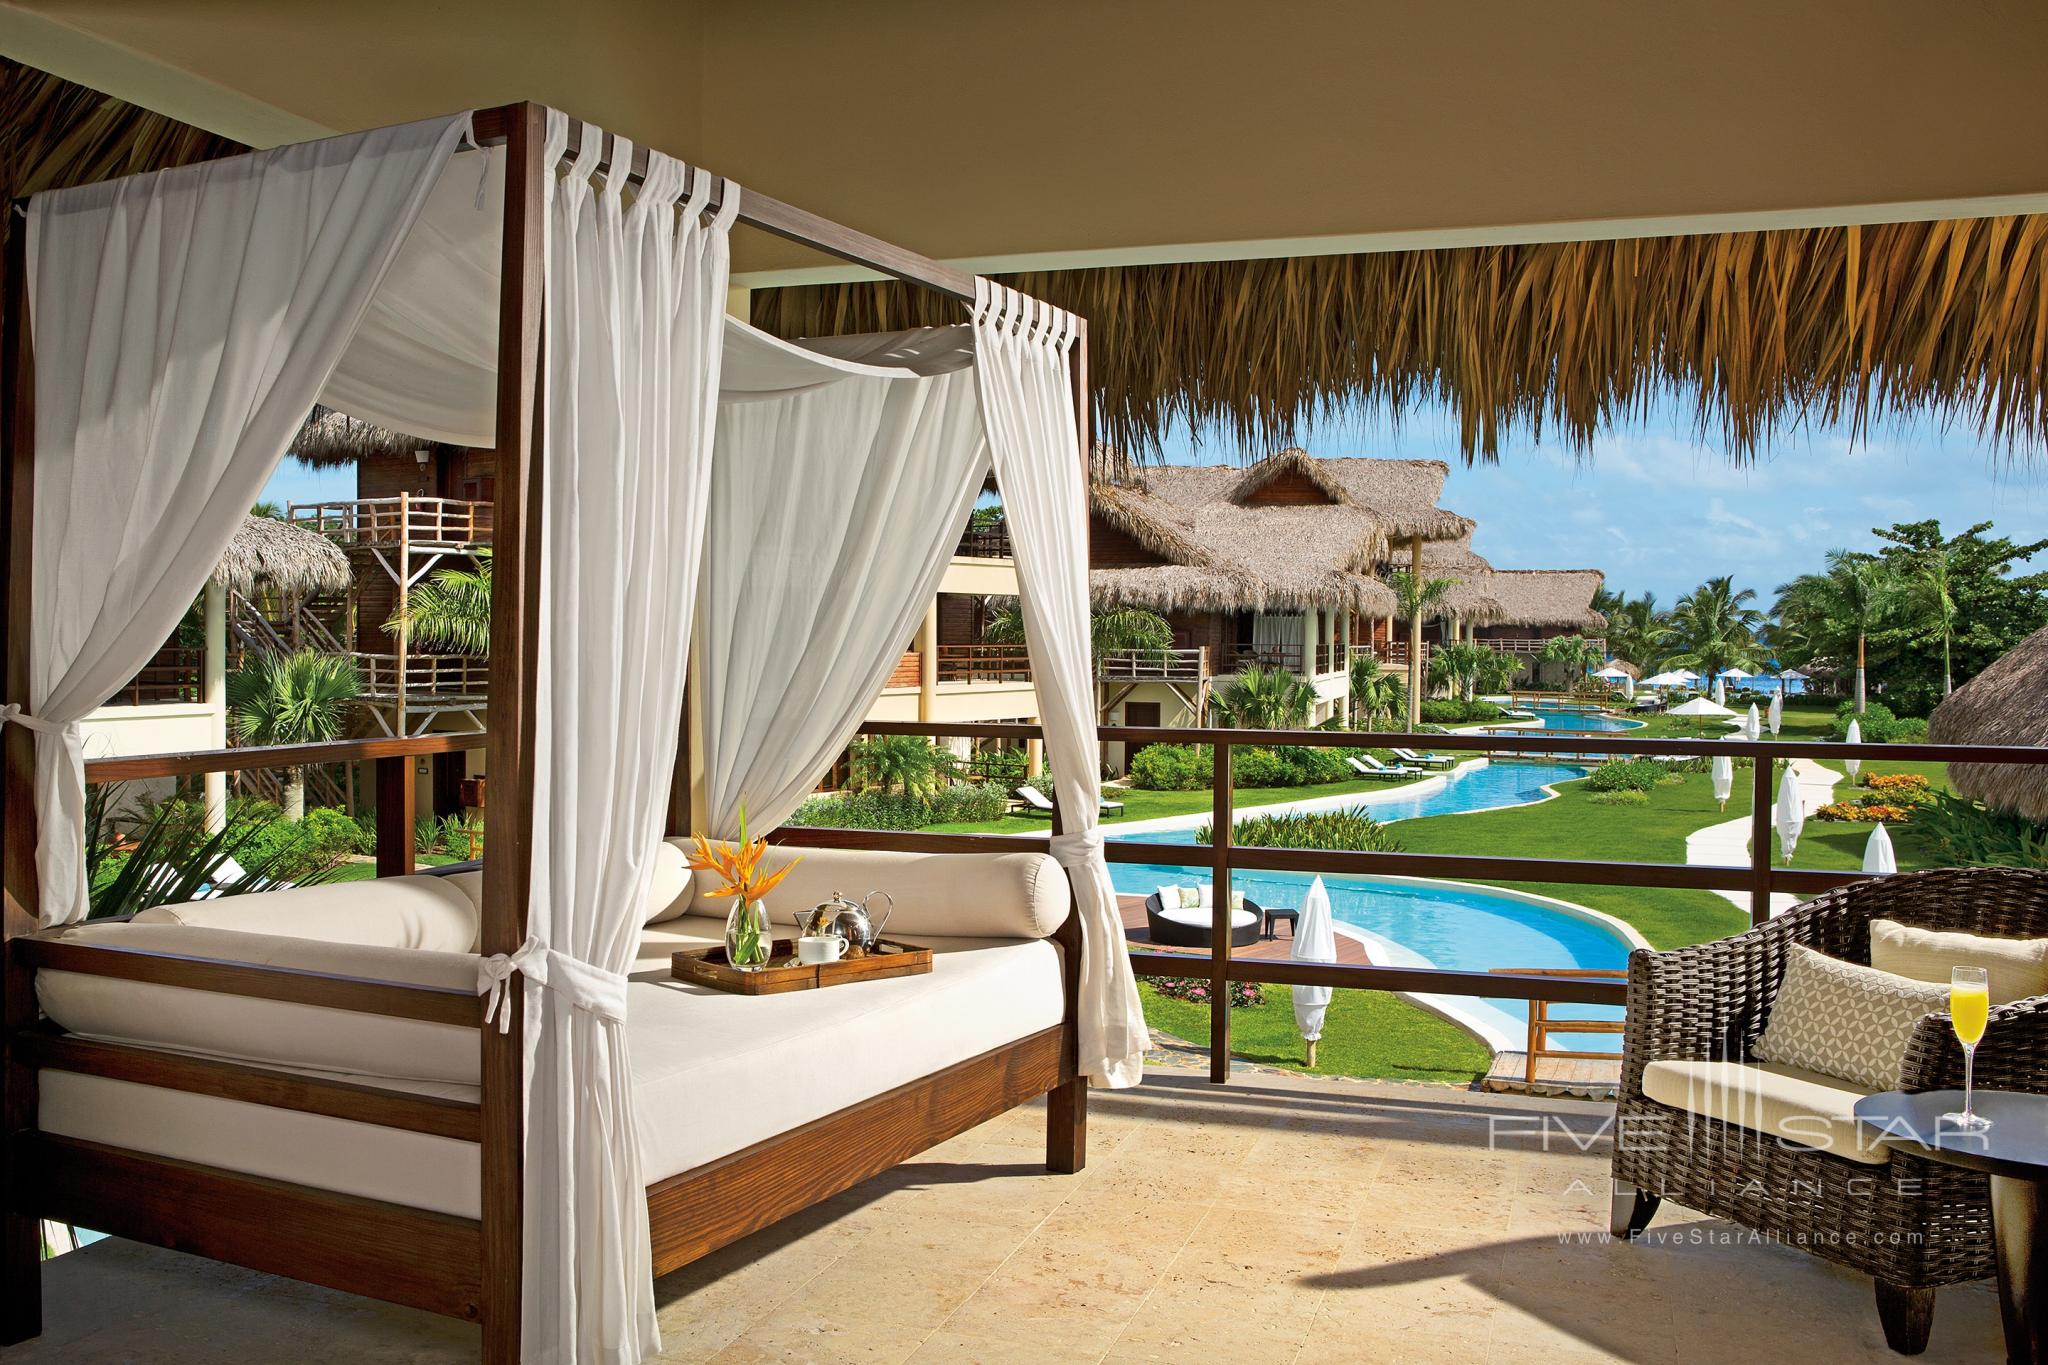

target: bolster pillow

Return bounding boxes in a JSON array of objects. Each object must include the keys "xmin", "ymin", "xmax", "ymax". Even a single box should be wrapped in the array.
[
  {"xmin": 694, "ymin": 846, "xmax": 1069, "ymax": 940},
  {"xmin": 35, "ymin": 921, "xmax": 481, "ymax": 1085},
  {"xmin": 133, "ymin": 873, "xmax": 482, "ymax": 953}
]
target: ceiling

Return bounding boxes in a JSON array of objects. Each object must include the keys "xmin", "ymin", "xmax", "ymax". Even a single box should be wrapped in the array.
[{"xmin": 7, "ymin": 1, "xmax": 2048, "ymax": 282}]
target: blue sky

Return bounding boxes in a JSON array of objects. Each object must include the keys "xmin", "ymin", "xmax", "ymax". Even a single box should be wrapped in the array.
[
  {"xmin": 263, "ymin": 395, "xmax": 2047, "ymax": 609},
  {"xmin": 1150, "ymin": 398, "xmax": 2048, "ymax": 606}
]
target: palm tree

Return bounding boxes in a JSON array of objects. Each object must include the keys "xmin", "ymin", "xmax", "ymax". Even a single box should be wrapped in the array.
[
  {"xmin": 228, "ymin": 649, "xmax": 362, "ymax": 820},
  {"xmin": 982, "ymin": 599, "xmax": 1173, "ymax": 665},
  {"xmin": 1539, "ymin": 633, "xmax": 1605, "ymax": 686},
  {"xmin": 1388, "ymin": 569, "xmax": 1455, "ymax": 729},
  {"xmin": 1602, "ymin": 591, "xmax": 1666, "ymax": 669},
  {"xmin": 388, "ymin": 549, "xmax": 492, "ymax": 655},
  {"xmin": 1348, "ymin": 652, "xmax": 1406, "ymax": 730},
  {"xmin": 1662, "ymin": 577, "xmax": 1764, "ymax": 683},
  {"xmin": 1772, "ymin": 551, "xmax": 1903, "ymax": 712},
  {"xmin": 1211, "ymin": 665, "xmax": 1317, "ymax": 730},
  {"xmin": 847, "ymin": 734, "xmax": 956, "ymax": 797},
  {"xmin": 1469, "ymin": 647, "xmax": 1520, "ymax": 698},
  {"xmin": 1910, "ymin": 544, "xmax": 1962, "ymax": 696},
  {"xmin": 1429, "ymin": 641, "xmax": 1494, "ymax": 702}
]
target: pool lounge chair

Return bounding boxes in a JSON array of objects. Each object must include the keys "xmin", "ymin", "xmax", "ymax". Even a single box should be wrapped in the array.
[
  {"xmin": 1345, "ymin": 754, "xmax": 1420, "ymax": 778},
  {"xmin": 1143, "ymin": 891, "xmax": 1263, "ymax": 948},
  {"xmin": 1391, "ymin": 746, "xmax": 1455, "ymax": 768},
  {"xmin": 1014, "ymin": 784, "xmax": 1124, "ymax": 815}
]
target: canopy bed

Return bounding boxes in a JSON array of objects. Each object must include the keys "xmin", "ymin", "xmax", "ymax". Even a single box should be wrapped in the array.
[{"xmin": 0, "ymin": 102, "xmax": 1148, "ymax": 1364}]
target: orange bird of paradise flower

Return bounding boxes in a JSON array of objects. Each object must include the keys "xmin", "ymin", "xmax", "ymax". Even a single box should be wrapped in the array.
[{"xmin": 686, "ymin": 806, "xmax": 799, "ymax": 902}]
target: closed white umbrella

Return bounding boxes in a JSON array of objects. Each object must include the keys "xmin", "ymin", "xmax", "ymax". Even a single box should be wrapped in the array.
[
  {"xmin": 1863, "ymin": 822, "xmax": 1897, "ymax": 876},
  {"xmin": 1844, "ymin": 718, "xmax": 1863, "ymax": 782},
  {"xmin": 1744, "ymin": 703, "xmax": 1761, "ymax": 743},
  {"xmin": 1767, "ymin": 688, "xmax": 1783, "ymax": 736},
  {"xmin": 1292, "ymin": 876, "xmax": 1337, "ymax": 1067},
  {"xmin": 1711, "ymin": 754, "xmax": 1734, "ymax": 810},
  {"xmin": 1623, "ymin": 672, "xmax": 1635, "ymax": 699},
  {"xmin": 1712, "ymin": 674, "xmax": 1727, "ymax": 706},
  {"xmin": 1775, "ymin": 765, "xmax": 1805, "ymax": 863}
]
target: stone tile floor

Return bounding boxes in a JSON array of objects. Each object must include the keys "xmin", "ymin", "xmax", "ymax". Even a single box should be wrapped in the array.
[{"xmin": 14, "ymin": 1065, "xmax": 2003, "ymax": 1363}]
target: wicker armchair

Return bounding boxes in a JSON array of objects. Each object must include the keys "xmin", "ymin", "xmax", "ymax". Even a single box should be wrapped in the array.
[{"xmin": 1612, "ymin": 866, "xmax": 2048, "ymax": 1355}]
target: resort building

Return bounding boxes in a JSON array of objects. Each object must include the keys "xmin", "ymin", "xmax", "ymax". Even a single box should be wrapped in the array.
[{"xmin": 1088, "ymin": 448, "xmax": 1606, "ymax": 749}]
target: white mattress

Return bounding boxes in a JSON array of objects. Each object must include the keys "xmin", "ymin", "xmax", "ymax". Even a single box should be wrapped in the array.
[{"xmin": 38, "ymin": 922, "xmax": 1064, "ymax": 1218}]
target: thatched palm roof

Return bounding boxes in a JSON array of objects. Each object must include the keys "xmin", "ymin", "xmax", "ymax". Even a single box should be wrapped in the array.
[
  {"xmin": 212, "ymin": 516, "xmax": 352, "ymax": 597},
  {"xmin": 290, "ymin": 406, "xmax": 441, "ymax": 470},
  {"xmin": 1928, "ymin": 626, "xmax": 2048, "ymax": 822},
  {"xmin": 1389, "ymin": 536, "xmax": 1606, "ymax": 630},
  {"xmin": 751, "ymin": 218, "xmax": 2048, "ymax": 463}
]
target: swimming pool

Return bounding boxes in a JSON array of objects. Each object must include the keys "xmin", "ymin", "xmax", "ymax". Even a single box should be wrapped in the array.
[
  {"xmin": 1108, "ymin": 759, "xmax": 1631, "ymax": 1050},
  {"xmin": 1498, "ymin": 703, "xmax": 1644, "ymax": 733}
]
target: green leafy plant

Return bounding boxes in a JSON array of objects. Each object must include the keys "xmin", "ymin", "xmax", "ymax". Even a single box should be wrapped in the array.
[
  {"xmin": 387, "ymin": 549, "xmax": 493, "ymax": 655},
  {"xmin": 783, "ymin": 781, "xmax": 1009, "ymax": 831},
  {"xmin": 1915, "ymin": 792, "xmax": 2048, "ymax": 869},
  {"xmin": 1151, "ymin": 976, "xmax": 1264, "ymax": 1008},
  {"xmin": 1661, "ymin": 576, "xmax": 1764, "ymax": 682},
  {"xmin": 86, "ymin": 785, "xmax": 347, "ymax": 919},
  {"xmin": 1418, "ymin": 699, "xmax": 1505, "ymax": 724},
  {"xmin": 1197, "ymin": 807, "xmax": 1405, "ymax": 852},
  {"xmin": 228, "ymin": 649, "xmax": 363, "ymax": 820},
  {"xmin": 1388, "ymin": 568, "xmax": 1456, "ymax": 728},
  {"xmin": 1588, "ymin": 789, "xmax": 1651, "ymax": 806},
  {"xmin": 1586, "ymin": 759, "xmax": 1662, "ymax": 794},
  {"xmin": 1211, "ymin": 665, "xmax": 1318, "ymax": 730},
  {"xmin": 415, "ymin": 813, "xmax": 447, "ymax": 856},
  {"xmin": 1129, "ymin": 743, "xmax": 1212, "ymax": 791},
  {"xmin": 1348, "ymin": 651, "xmax": 1407, "ymax": 730},
  {"xmin": 847, "ymin": 734, "xmax": 959, "ymax": 798}
]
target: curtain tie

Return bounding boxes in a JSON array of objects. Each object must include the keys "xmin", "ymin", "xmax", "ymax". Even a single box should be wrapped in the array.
[
  {"xmin": 477, "ymin": 936, "xmax": 629, "ymax": 1033},
  {"xmin": 0, "ymin": 704, "xmax": 78, "ymax": 740},
  {"xmin": 1049, "ymin": 830, "xmax": 1105, "ymax": 868}
]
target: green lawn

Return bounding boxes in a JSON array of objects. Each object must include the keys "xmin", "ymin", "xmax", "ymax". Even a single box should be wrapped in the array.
[
  {"xmin": 328, "ymin": 852, "xmax": 463, "ymax": 882},
  {"xmin": 1138, "ymin": 980, "xmax": 1490, "ymax": 1083},
  {"xmin": 923, "ymin": 771, "xmax": 1429, "ymax": 835}
]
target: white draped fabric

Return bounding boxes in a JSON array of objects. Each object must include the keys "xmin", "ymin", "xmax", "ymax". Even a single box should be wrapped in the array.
[
  {"xmin": 17, "ymin": 114, "xmax": 470, "ymax": 925},
  {"xmin": 696, "ymin": 340, "xmax": 989, "ymax": 837},
  {"xmin": 1291, "ymin": 876, "xmax": 1336, "ymax": 1044},
  {"xmin": 972, "ymin": 280, "xmax": 1147, "ymax": 1088},
  {"xmin": 500, "ymin": 112, "xmax": 736, "ymax": 1364}
]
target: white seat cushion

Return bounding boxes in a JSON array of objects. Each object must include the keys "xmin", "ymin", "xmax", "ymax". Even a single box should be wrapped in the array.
[
  {"xmin": 695, "ymin": 846, "xmax": 1068, "ymax": 940},
  {"xmin": 133, "ymin": 873, "xmax": 481, "ymax": 953},
  {"xmin": 1156, "ymin": 905, "xmax": 1257, "ymax": 931},
  {"xmin": 1641, "ymin": 1058, "xmax": 1891, "ymax": 1165}
]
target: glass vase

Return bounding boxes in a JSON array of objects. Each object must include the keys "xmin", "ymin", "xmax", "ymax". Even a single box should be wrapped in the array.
[{"xmin": 723, "ymin": 897, "xmax": 772, "ymax": 970}]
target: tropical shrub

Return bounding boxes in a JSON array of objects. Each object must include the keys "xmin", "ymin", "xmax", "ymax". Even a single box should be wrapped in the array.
[
  {"xmin": 1418, "ymin": 699, "xmax": 1505, "ymax": 724},
  {"xmin": 782, "ymin": 780, "xmax": 1007, "ymax": 831},
  {"xmin": 1586, "ymin": 759, "xmax": 1662, "ymax": 794},
  {"xmin": 1832, "ymin": 700, "xmax": 1905, "ymax": 743},
  {"xmin": 1863, "ymin": 772, "xmax": 1933, "ymax": 797},
  {"xmin": 243, "ymin": 805, "xmax": 371, "ymax": 871},
  {"xmin": 1211, "ymin": 665, "xmax": 1317, "ymax": 729},
  {"xmin": 1230, "ymin": 746, "xmax": 1288, "ymax": 789},
  {"xmin": 1150, "ymin": 976, "xmax": 1264, "ymax": 1008},
  {"xmin": 86, "ymin": 787, "xmax": 349, "ymax": 919},
  {"xmin": 1197, "ymin": 807, "xmax": 1405, "ymax": 852},
  {"xmin": 1129, "ymin": 743, "xmax": 1211, "ymax": 791},
  {"xmin": 228, "ymin": 649, "xmax": 363, "ymax": 820},
  {"xmin": 1589, "ymin": 789, "xmax": 1650, "ymax": 807},
  {"xmin": 847, "ymin": 734, "xmax": 958, "ymax": 797},
  {"xmin": 1269, "ymin": 745, "xmax": 1350, "ymax": 785},
  {"xmin": 1915, "ymin": 792, "xmax": 2048, "ymax": 869}
]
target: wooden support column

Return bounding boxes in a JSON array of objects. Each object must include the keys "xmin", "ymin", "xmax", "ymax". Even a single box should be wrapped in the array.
[
  {"xmin": 1749, "ymin": 754, "xmax": 1775, "ymax": 926},
  {"xmin": 1406, "ymin": 534, "xmax": 1425, "ymax": 728},
  {"xmin": 374, "ymin": 755, "xmax": 416, "ymax": 877},
  {"xmin": 478, "ymin": 100, "xmax": 547, "ymax": 1365},
  {"xmin": 2, "ymin": 191, "xmax": 43, "ymax": 1346},
  {"xmin": 1209, "ymin": 740, "xmax": 1234, "ymax": 1084}
]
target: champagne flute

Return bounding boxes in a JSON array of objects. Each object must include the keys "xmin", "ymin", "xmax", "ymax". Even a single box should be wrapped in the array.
[{"xmin": 1942, "ymin": 965, "xmax": 1992, "ymax": 1132}]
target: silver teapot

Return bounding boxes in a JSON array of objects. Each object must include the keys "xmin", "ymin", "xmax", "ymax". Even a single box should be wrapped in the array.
[{"xmin": 798, "ymin": 890, "xmax": 895, "ymax": 956}]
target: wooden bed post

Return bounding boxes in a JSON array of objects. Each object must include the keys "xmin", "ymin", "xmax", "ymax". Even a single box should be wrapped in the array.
[
  {"xmin": 1, "ymin": 193, "xmax": 42, "ymax": 1346},
  {"xmin": 479, "ymin": 100, "xmax": 547, "ymax": 1365},
  {"xmin": 1045, "ymin": 313, "xmax": 1091, "ymax": 1175}
]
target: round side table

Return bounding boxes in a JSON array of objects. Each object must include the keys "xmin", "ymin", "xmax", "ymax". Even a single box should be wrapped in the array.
[{"xmin": 1855, "ymin": 1089, "xmax": 2048, "ymax": 1364}]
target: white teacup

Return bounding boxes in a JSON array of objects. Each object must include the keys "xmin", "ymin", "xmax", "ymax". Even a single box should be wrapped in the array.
[{"xmin": 797, "ymin": 935, "xmax": 845, "ymax": 965}]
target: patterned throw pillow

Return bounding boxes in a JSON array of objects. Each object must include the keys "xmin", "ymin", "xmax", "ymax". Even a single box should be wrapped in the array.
[{"xmin": 1753, "ymin": 945, "xmax": 1952, "ymax": 1091}]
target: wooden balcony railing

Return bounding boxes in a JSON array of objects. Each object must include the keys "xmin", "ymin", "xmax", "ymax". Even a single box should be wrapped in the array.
[
  {"xmin": 1222, "ymin": 643, "xmax": 1345, "ymax": 676},
  {"xmin": 350, "ymin": 651, "xmax": 491, "ymax": 700},
  {"xmin": 288, "ymin": 495, "xmax": 493, "ymax": 548},
  {"xmin": 110, "ymin": 645, "xmax": 204, "ymax": 706},
  {"xmin": 954, "ymin": 523, "xmax": 1013, "ymax": 559},
  {"xmin": 935, "ymin": 644, "xmax": 1031, "ymax": 683},
  {"xmin": 779, "ymin": 718, "xmax": 2048, "ymax": 1084},
  {"xmin": 1097, "ymin": 646, "xmax": 1207, "ymax": 681}
]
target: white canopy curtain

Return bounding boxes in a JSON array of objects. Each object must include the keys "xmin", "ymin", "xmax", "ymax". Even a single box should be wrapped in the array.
[
  {"xmin": 14, "ymin": 114, "xmax": 471, "ymax": 926},
  {"xmin": 499, "ymin": 112, "xmax": 736, "ymax": 1365},
  {"xmin": 973, "ymin": 281, "xmax": 1148, "ymax": 1089},
  {"xmin": 695, "ymin": 334, "xmax": 989, "ymax": 837}
]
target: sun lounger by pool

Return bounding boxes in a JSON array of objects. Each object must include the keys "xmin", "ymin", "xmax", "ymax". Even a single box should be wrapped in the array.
[
  {"xmin": 1015, "ymin": 785, "xmax": 1124, "ymax": 815},
  {"xmin": 1391, "ymin": 747, "xmax": 1455, "ymax": 768},
  {"xmin": 1346, "ymin": 754, "xmax": 1421, "ymax": 778}
]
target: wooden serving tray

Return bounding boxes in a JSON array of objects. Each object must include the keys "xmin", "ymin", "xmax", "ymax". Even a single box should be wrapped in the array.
[{"xmin": 671, "ymin": 938, "xmax": 933, "ymax": 995}]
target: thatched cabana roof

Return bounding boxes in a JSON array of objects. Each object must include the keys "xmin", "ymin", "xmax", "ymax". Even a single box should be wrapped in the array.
[
  {"xmin": 289, "ymin": 406, "xmax": 442, "ymax": 470},
  {"xmin": 212, "ymin": 516, "xmax": 352, "ymax": 597},
  {"xmin": 751, "ymin": 217, "xmax": 2048, "ymax": 463},
  {"xmin": 1928, "ymin": 626, "xmax": 2048, "ymax": 823},
  {"xmin": 1389, "ymin": 536, "xmax": 1606, "ymax": 631},
  {"xmin": 1088, "ymin": 453, "xmax": 1476, "ymax": 614}
]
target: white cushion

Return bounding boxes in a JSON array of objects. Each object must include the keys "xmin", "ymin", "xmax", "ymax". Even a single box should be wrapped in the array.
[
  {"xmin": 133, "ymin": 873, "xmax": 480, "ymax": 953},
  {"xmin": 1156, "ymin": 905, "xmax": 1257, "ymax": 931},
  {"xmin": 1871, "ymin": 918, "xmax": 2048, "ymax": 1005},
  {"xmin": 1197, "ymin": 883, "xmax": 1214, "ymax": 909},
  {"xmin": 644, "ymin": 837, "xmax": 696, "ymax": 924},
  {"xmin": 35, "ymin": 921, "xmax": 480, "ymax": 1085},
  {"xmin": 1641, "ymin": 1058, "xmax": 1891, "ymax": 1166},
  {"xmin": 694, "ymin": 846, "xmax": 1068, "ymax": 940}
]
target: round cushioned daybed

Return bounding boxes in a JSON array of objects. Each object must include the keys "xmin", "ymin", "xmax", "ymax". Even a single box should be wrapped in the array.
[{"xmin": 1143, "ymin": 892, "xmax": 1263, "ymax": 948}]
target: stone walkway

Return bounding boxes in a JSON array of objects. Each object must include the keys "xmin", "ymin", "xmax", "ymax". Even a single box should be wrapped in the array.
[
  {"xmin": 17, "ymin": 1068, "xmax": 2002, "ymax": 1363},
  {"xmin": 1684, "ymin": 756, "xmax": 1841, "ymax": 917}
]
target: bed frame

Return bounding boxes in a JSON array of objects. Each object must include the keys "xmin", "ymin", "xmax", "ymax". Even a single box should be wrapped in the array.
[{"xmin": 0, "ymin": 101, "xmax": 1091, "ymax": 1360}]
